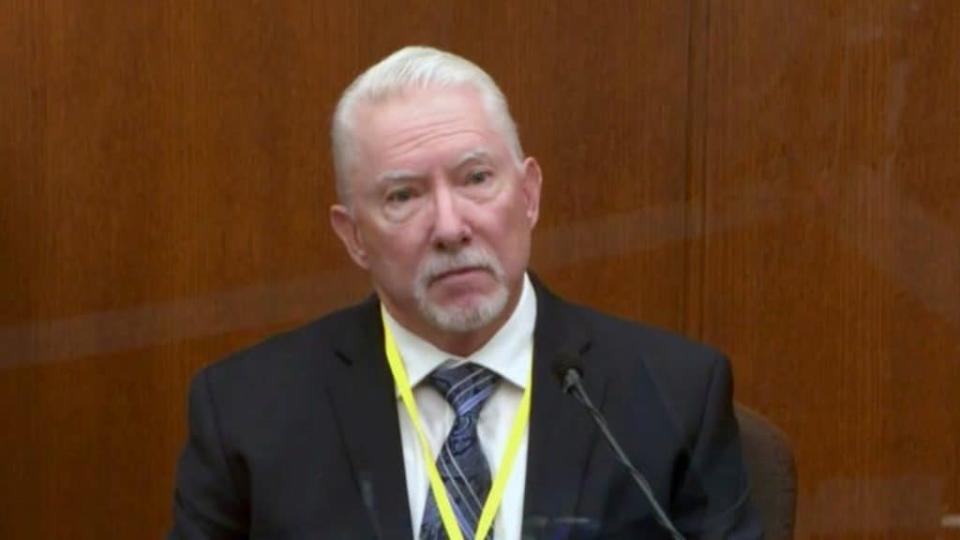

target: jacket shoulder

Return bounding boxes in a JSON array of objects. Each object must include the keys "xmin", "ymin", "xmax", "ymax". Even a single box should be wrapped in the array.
[
  {"xmin": 196, "ymin": 296, "xmax": 375, "ymax": 388},
  {"xmin": 558, "ymin": 300, "xmax": 730, "ymax": 427},
  {"xmin": 563, "ymin": 300, "xmax": 724, "ymax": 366}
]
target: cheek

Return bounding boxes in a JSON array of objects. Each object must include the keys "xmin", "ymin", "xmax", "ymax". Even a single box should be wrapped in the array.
[
  {"xmin": 368, "ymin": 228, "xmax": 426, "ymax": 276},
  {"xmin": 485, "ymin": 204, "xmax": 532, "ymax": 265}
]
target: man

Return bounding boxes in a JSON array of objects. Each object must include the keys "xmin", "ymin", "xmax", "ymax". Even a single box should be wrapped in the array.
[{"xmin": 170, "ymin": 46, "xmax": 762, "ymax": 539}]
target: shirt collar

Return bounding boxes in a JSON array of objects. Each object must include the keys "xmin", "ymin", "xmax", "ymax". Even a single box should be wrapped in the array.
[{"xmin": 382, "ymin": 273, "xmax": 537, "ymax": 396}]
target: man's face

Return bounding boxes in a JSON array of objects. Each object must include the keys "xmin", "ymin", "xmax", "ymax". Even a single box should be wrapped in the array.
[{"xmin": 330, "ymin": 85, "xmax": 541, "ymax": 337}]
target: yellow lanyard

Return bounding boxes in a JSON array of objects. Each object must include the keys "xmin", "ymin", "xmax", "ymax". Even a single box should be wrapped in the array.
[{"xmin": 381, "ymin": 307, "xmax": 532, "ymax": 540}]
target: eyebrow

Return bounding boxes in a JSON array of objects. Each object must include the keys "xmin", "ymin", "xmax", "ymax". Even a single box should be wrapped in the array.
[
  {"xmin": 375, "ymin": 169, "xmax": 423, "ymax": 185},
  {"xmin": 374, "ymin": 149, "xmax": 496, "ymax": 185},
  {"xmin": 455, "ymin": 149, "xmax": 494, "ymax": 169}
]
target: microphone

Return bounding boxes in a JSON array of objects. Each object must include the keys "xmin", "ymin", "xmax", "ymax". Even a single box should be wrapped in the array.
[{"xmin": 553, "ymin": 351, "xmax": 686, "ymax": 540}]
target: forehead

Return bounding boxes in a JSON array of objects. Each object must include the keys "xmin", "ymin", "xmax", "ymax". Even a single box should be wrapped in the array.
[{"xmin": 351, "ymin": 86, "xmax": 507, "ymax": 172}]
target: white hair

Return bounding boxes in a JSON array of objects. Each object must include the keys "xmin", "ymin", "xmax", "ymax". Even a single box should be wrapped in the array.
[{"xmin": 331, "ymin": 46, "xmax": 524, "ymax": 203}]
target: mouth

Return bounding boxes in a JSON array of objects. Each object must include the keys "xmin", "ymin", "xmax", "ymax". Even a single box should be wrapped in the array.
[{"xmin": 431, "ymin": 266, "xmax": 488, "ymax": 284}]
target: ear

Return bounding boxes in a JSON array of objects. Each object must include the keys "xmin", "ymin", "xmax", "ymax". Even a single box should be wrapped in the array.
[
  {"xmin": 520, "ymin": 157, "xmax": 543, "ymax": 228},
  {"xmin": 330, "ymin": 204, "xmax": 370, "ymax": 270}
]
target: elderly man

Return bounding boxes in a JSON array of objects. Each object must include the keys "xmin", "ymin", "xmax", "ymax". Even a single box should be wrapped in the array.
[{"xmin": 170, "ymin": 46, "xmax": 762, "ymax": 539}]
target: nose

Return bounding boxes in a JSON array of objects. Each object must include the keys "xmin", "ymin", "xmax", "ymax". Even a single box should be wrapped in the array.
[{"xmin": 430, "ymin": 184, "xmax": 471, "ymax": 252}]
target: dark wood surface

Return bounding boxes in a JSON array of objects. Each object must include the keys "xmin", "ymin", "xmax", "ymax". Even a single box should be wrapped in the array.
[
  {"xmin": 697, "ymin": 2, "xmax": 960, "ymax": 537},
  {"xmin": 1, "ymin": 1, "xmax": 957, "ymax": 538}
]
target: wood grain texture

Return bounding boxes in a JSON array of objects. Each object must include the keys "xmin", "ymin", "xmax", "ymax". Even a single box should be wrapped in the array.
[
  {"xmin": 697, "ymin": 1, "xmax": 960, "ymax": 537},
  {"xmin": 0, "ymin": 2, "xmax": 364, "ymax": 537},
  {"xmin": 2, "ymin": 0, "xmax": 958, "ymax": 538}
]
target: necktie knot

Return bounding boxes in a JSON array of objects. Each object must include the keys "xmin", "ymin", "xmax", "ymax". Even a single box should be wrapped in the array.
[{"xmin": 427, "ymin": 363, "xmax": 500, "ymax": 419}]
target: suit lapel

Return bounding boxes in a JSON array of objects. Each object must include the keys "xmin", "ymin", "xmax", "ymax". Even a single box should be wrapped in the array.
[
  {"xmin": 523, "ymin": 280, "xmax": 607, "ymax": 526},
  {"xmin": 326, "ymin": 297, "xmax": 413, "ymax": 539}
]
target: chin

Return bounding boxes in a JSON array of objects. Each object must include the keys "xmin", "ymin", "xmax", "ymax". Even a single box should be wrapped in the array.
[{"xmin": 417, "ymin": 284, "xmax": 510, "ymax": 333}]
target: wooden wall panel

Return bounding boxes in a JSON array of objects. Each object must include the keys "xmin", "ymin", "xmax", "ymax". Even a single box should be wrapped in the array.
[
  {"xmin": 0, "ymin": 1, "xmax": 693, "ymax": 537},
  {"xmin": 1, "ymin": 2, "xmax": 365, "ymax": 537},
  {"xmin": 529, "ymin": 2, "xmax": 694, "ymax": 331},
  {"xmin": 4, "ymin": 0, "xmax": 958, "ymax": 537},
  {"xmin": 698, "ymin": 1, "xmax": 960, "ymax": 537}
]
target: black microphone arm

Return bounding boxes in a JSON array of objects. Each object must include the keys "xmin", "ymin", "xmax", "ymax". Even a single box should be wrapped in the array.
[{"xmin": 555, "ymin": 352, "xmax": 686, "ymax": 540}]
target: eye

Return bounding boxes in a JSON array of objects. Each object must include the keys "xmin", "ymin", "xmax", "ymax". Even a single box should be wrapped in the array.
[
  {"xmin": 386, "ymin": 187, "xmax": 416, "ymax": 204},
  {"xmin": 466, "ymin": 170, "xmax": 492, "ymax": 185}
]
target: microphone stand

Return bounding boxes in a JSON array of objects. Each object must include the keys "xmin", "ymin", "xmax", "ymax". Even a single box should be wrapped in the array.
[{"xmin": 561, "ymin": 366, "xmax": 686, "ymax": 540}]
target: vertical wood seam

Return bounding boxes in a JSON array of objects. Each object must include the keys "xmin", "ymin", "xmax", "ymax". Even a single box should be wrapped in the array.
[{"xmin": 684, "ymin": 0, "xmax": 710, "ymax": 342}]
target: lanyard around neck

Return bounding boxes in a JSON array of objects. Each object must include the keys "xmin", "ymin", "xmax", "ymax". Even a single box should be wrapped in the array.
[{"xmin": 381, "ymin": 306, "xmax": 532, "ymax": 540}]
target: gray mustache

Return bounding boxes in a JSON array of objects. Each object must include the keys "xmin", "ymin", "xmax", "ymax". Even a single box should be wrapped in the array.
[{"xmin": 418, "ymin": 249, "xmax": 503, "ymax": 283}]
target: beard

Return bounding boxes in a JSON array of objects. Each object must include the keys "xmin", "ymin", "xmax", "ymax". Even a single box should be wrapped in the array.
[{"xmin": 413, "ymin": 246, "xmax": 510, "ymax": 333}]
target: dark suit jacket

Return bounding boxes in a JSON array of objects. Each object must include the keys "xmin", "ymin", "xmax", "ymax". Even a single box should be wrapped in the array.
[{"xmin": 170, "ymin": 279, "xmax": 763, "ymax": 539}]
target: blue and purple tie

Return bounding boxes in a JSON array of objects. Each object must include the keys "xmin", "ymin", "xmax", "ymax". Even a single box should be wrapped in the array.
[{"xmin": 419, "ymin": 363, "xmax": 500, "ymax": 540}]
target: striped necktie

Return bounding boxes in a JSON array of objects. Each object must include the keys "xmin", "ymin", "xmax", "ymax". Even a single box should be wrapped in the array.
[{"xmin": 420, "ymin": 363, "xmax": 500, "ymax": 540}]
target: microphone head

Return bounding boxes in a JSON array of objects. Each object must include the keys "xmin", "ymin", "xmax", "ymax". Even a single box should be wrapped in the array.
[{"xmin": 553, "ymin": 350, "xmax": 584, "ymax": 394}]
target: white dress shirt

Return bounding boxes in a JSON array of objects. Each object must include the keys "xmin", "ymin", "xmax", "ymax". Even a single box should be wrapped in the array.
[{"xmin": 382, "ymin": 273, "xmax": 536, "ymax": 540}]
